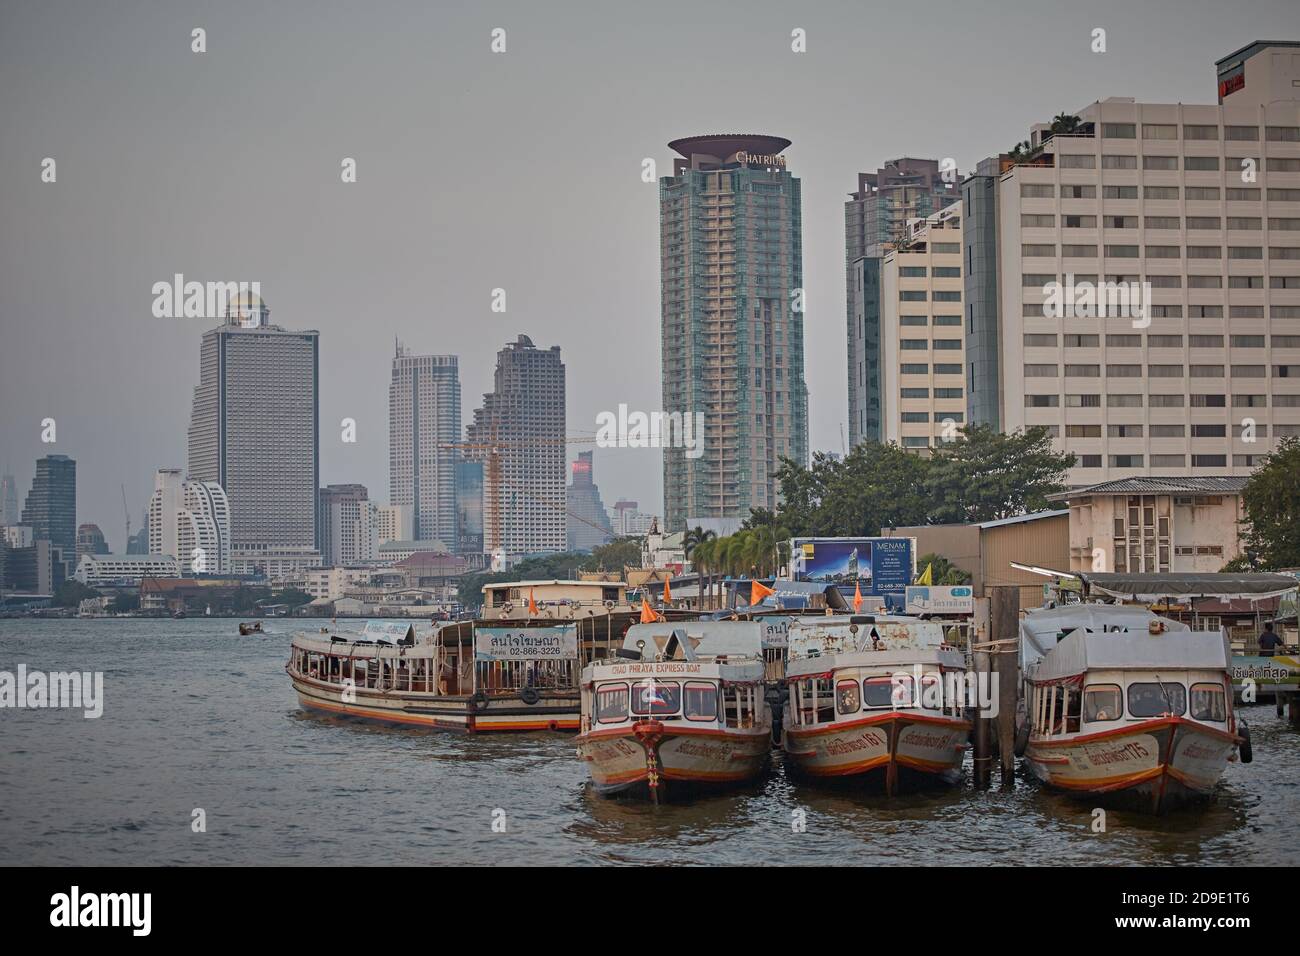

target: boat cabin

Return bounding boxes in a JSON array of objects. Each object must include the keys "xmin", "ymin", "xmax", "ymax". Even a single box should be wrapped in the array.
[
  {"xmin": 581, "ymin": 622, "xmax": 768, "ymax": 733},
  {"xmin": 1022, "ymin": 606, "xmax": 1234, "ymax": 738},
  {"xmin": 482, "ymin": 580, "xmax": 629, "ymax": 619}
]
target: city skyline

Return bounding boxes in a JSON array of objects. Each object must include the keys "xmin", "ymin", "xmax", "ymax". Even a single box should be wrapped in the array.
[{"xmin": 4, "ymin": 1, "xmax": 1300, "ymax": 540}]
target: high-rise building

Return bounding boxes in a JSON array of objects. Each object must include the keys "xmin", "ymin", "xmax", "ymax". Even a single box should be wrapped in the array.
[
  {"xmin": 389, "ymin": 345, "xmax": 461, "ymax": 544},
  {"xmin": 318, "ymin": 483, "xmax": 371, "ymax": 567},
  {"xmin": 566, "ymin": 451, "xmax": 614, "ymax": 552},
  {"xmin": 0, "ymin": 473, "xmax": 18, "ymax": 526},
  {"xmin": 847, "ymin": 158, "xmax": 961, "ymax": 446},
  {"xmin": 661, "ymin": 135, "xmax": 808, "ymax": 528},
  {"xmin": 612, "ymin": 499, "xmax": 656, "ymax": 536},
  {"xmin": 964, "ymin": 40, "xmax": 1300, "ymax": 485},
  {"xmin": 147, "ymin": 468, "xmax": 232, "ymax": 574},
  {"xmin": 76, "ymin": 523, "xmax": 110, "ymax": 564},
  {"xmin": 186, "ymin": 293, "xmax": 320, "ymax": 570},
  {"xmin": 455, "ymin": 460, "xmax": 484, "ymax": 555},
  {"xmin": 466, "ymin": 335, "xmax": 566, "ymax": 557},
  {"xmin": 372, "ymin": 503, "xmax": 414, "ymax": 551},
  {"xmin": 876, "ymin": 202, "xmax": 967, "ymax": 450},
  {"xmin": 21, "ymin": 454, "xmax": 76, "ymax": 562}
]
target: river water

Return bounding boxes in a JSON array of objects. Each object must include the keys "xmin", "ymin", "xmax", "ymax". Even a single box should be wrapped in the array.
[{"xmin": 1, "ymin": 619, "xmax": 1295, "ymax": 866}]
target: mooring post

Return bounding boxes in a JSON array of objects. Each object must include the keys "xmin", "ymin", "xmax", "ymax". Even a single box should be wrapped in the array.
[
  {"xmin": 972, "ymin": 597, "xmax": 992, "ymax": 788},
  {"xmin": 990, "ymin": 586, "xmax": 1020, "ymax": 787}
]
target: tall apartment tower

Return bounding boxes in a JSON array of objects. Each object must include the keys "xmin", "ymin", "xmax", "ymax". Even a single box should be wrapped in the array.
[
  {"xmin": 466, "ymin": 335, "xmax": 566, "ymax": 557},
  {"xmin": 186, "ymin": 293, "xmax": 320, "ymax": 569},
  {"xmin": 876, "ymin": 203, "xmax": 967, "ymax": 450},
  {"xmin": 0, "ymin": 473, "xmax": 18, "ymax": 526},
  {"xmin": 148, "ymin": 468, "xmax": 232, "ymax": 574},
  {"xmin": 964, "ymin": 41, "xmax": 1300, "ymax": 485},
  {"xmin": 388, "ymin": 345, "xmax": 461, "ymax": 545},
  {"xmin": 846, "ymin": 158, "xmax": 961, "ymax": 446},
  {"xmin": 21, "ymin": 454, "xmax": 76, "ymax": 558},
  {"xmin": 661, "ymin": 135, "xmax": 808, "ymax": 529},
  {"xmin": 566, "ymin": 451, "xmax": 614, "ymax": 553}
]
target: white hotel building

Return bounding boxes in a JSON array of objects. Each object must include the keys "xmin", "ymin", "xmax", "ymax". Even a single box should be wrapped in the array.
[{"xmin": 964, "ymin": 41, "xmax": 1300, "ymax": 485}]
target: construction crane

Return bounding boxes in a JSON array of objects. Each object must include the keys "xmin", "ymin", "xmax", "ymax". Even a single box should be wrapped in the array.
[{"xmin": 438, "ymin": 435, "xmax": 604, "ymax": 553}]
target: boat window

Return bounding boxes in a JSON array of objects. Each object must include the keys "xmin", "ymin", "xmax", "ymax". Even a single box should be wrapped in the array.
[
  {"xmin": 1083, "ymin": 684, "xmax": 1122, "ymax": 722},
  {"xmin": 1190, "ymin": 682, "xmax": 1227, "ymax": 721},
  {"xmin": 1127, "ymin": 681, "xmax": 1186, "ymax": 717},
  {"xmin": 863, "ymin": 676, "xmax": 896, "ymax": 708},
  {"xmin": 631, "ymin": 680, "xmax": 681, "ymax": 717},
  {"xmin": 724, "ymin": 683, "xmax": 757, "ymax": 728},
  {"xmin": 836, "ymin": 679, "xmax": 861, "ymax": 715},
  {"xmin": 596, "ymin": 682, "xmax": 628, "ymax": 723},
  {"xmin": 684, "ymin": 682, "xmax": 719, "ymax": 721},
  {"xmin": 890, "ymin": 674, "xmax": 915, "ymax": 708}
]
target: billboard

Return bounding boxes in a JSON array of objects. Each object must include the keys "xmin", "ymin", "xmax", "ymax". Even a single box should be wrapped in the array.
[
  {"xmin": 789, "ymin": 537, "xmax": 915, "ymax": 612},
  {"xmin": 905, "ymin": 585, "xmax": 975, "ymax": 616}
]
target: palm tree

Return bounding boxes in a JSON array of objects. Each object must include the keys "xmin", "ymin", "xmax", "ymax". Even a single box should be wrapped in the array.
[
  {"xmin": 683, "ymin": 525, "xmax": 714, "ymax": 561},
  {"xmin": 1050, "ymin": 112, "xmax": 1081, "ymax": 135}
]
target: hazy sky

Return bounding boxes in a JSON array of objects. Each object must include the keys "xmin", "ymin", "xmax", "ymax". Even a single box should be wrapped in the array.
[{"xmin": 2, "ymin": 0, "xmax": 1297, "ymax": 548}]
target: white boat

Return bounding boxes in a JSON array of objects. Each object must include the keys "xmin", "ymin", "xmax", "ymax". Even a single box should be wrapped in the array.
[
  {"xmin": 287, "ymin": 619, "xmax": 582, "ymax": 732},
  {"xmin": 781, "ymin": 615, "xmax": 972, "ymax": 794},
  {"xmin": 576, "ymin": 621, "xmax": 773, "ymax": 802},
  {"xmin": 1019, "ymin": 604, "xmax": 1250, "ymax": 813}
]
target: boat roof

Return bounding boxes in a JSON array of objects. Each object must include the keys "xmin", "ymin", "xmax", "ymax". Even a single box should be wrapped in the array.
[
  {"xmin": 788, "ymin": 615, "xmax": 947, "ymax": 659},
  {"xmin": 482, "ymin": 579, "xmax": 626, "ymax": 592},
  {"xmin": 1032, "ymin": 627, "xmax": 1231, "ymax": 683},
  {"xmin": 621, "ymin": 620, "xmax": 766, "ymax": 659},
  {"xmin": 1021, "ymin": 604, "xmax": 1183, "ymax": 668}
]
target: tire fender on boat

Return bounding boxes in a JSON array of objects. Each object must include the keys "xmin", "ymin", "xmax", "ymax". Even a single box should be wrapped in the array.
[
  {"xmin": 1238, "ymin": 719, "xmax": 1253, "ymax": 764},
  {"xmin": 1014, "ymin": 720, "xmax": 1030, "ymax": 757},
  {"xmin": 469, "ymin": 691, "xmax": 488, "ymax": 713},
  {"xmin": 520, "ymin": 685, "xmax": 541, "ymax": 706}
]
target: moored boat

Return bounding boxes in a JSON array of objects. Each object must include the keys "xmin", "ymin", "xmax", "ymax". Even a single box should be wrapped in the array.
[
  {"xmin": 781, "ymin": 615, "xmax": 972, "ymax": 794},
  {"xmin": 576, "ymin": 621, "xmax": 773, "ymax": 802},
  {"xmin": 1019, "ymin": 604, "xmax": 1250, "ymax": 813},
  {"xmin": 287, "ymin": 618, "xmax": 582, "ymax": 732}
]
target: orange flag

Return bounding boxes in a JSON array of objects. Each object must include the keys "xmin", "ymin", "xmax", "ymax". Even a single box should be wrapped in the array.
[
  {"xmin": 662, "ymin": 577, "xmax": 672, "ymax": 604},
  {"xmin": 853, "ymin": 580, "xmax": 863, "ymax": 613},
  {"xmin": 528, "ymin": 588, "xmax": 539, "ymax": 615},
  {"xmin": 751, "ymin": 580, "xmax": 775, "ymax": 605},
  {"xmin": 640, "ymin": 594, "xmax": 660, "ymax": 623}
]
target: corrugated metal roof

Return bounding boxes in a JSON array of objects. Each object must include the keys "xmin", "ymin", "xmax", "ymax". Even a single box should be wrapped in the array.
[
  {"xmin": 1049, "ymin": 476, "xmax": 1249, "ymax": 499},
  {"xmin": 976, "ymin": 509, "xmax": 1069, "ymax": 530}
]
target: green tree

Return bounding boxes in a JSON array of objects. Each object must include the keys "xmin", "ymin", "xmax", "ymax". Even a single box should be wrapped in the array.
[
  {"xmin": 916, "ymin": 553, "xmax": 973, "ymax": 585},
  {"xmin": 588, "ymin": 537, "xmax": 643, "ymax": 571},
  {"xmin": 53, "ymin": 580, "xmax": 99, "ymax": 608},
  {"xmin": 273, "ymin": 588, "xmax": 314, "ymax": 609},
  {"xmin": 109, "ymin": 592, "xmax": 140, "ymax": 613},
  {"xmin": 1227, "ymin": 437, "xmax": 1300, "ymax": 570},
  {"xmin": 924, "ymin": 425, "xmax": 1073, "ymax": 524}
]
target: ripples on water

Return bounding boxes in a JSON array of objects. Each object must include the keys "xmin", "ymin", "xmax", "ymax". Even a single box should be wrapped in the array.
[{"xmin": 0, "ymin": 620, "xmax": 1295, "ymax": 866}]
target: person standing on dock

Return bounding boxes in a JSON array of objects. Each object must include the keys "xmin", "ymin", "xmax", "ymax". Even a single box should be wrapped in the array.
[{"xmin": 1258, "ymin": 622, "xmax": 1282, "ymax": 657}]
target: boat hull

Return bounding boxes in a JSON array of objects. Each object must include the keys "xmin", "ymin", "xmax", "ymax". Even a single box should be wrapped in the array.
[
  {"xmin": 577, "ymin": 721, "xmax": 771, "ymax": 801},
  {"xmin": 1024, "ymin": 716, "xmax": 1238, "ymax": 813},
  {"xmin": 289, "ymin": 673, "xmax": 579, "ymax": 732},
  {"xmin": 783, "ymin": 711, "xmax": 970, "ymax": 794}
]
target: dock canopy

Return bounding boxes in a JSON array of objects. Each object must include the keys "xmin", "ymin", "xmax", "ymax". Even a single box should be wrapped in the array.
[
  {"xmin": 1081, "ymin": 572, "xmax": 1298, "ymax": 602},
  {"xmin": 1032, "ymin": 626, "xmax": 1231, "ymax": 684}
]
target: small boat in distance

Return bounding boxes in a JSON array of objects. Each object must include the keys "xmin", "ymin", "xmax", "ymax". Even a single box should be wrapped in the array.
[
  {"xmin": 239, "ymin": 621, "xmax": 263, "ymax": 636},
  {"xmin": 576, "ymin": 621, "xmax": 773, "ymax": 802},
  {"xmin": 781, "ymin": 615, "xmax": 972, "ymax": 794},
  {"xmin": 1019, "ymin": 604, "xmax": 1251, "ymax": 814}
]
